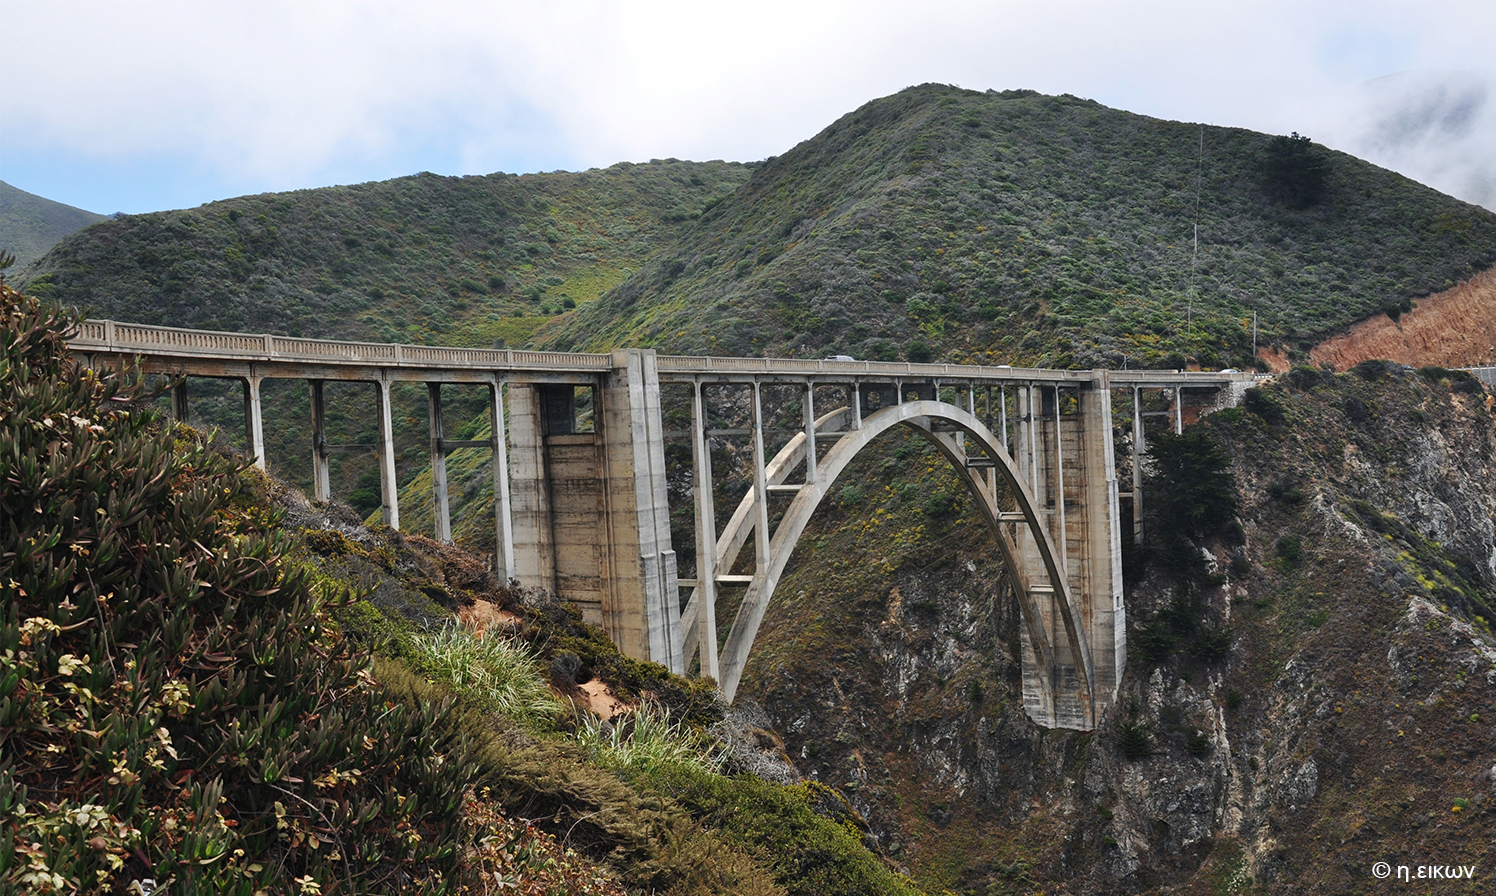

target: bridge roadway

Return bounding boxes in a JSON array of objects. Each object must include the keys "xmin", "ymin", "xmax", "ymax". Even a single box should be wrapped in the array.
[{"xmin": 69, "ymin": 319, "xmax": 1256, "ymax": 730}]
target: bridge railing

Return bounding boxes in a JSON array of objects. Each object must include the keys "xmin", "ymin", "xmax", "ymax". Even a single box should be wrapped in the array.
[
  {"xmin": 70, "ymin": 319, "xmax": 612, "ymax": 372},
  {"xmin": 1464, "ymin": 366, "xmax": 1496, "ymax": 387},
  {"xmin": 69, "ymin": 319, "xmax": 1257, "ymax": 386}
]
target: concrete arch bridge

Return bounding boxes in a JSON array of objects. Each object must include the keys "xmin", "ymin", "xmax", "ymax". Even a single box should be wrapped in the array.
[{"xmin": 69, "ymin": 320, "xmax": 1253, "ymax": 730}]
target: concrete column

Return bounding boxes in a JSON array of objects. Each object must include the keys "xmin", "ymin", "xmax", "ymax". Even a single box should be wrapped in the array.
[
  {"xmin": 802, "ymin": 382, "xmax": 818, "ymax": 485},
  {"xmin": 1173, "ymin": 387, "xmax": 1183, "ymax": 434},
  {"xmin": 1052, "ymin": 386, "xmax": 1068, "ymax": 574},
  {"xmin": 506, "ymin": 384, "xmax": 554, "ymax": 591},
  {"xmin": 428, "ymin": 383, "xmax": 451, "ymax": 543},
  {"xmin": 375, "ymin": 378, "xmax": 399, "ymax": 529},
  {"xmin": 750, "ymin": 382, "xmax": 771, "ymax": 572},
  {"xmin": 851, "ymin": 382, "xmax": 862, "ymax": 430},
  {"xmin": 490, "ymin": 380, "xmax": 515, "ymax": 579},
  {"xmin": 1078, "ymin": 371, "xmax": 1124, "ymax": 707},
  {"xmin": 1026, "ymin": 384, "xmax": 1040, "ymax": 497},
  {"xmin": 1132, "ymin": 387, "xmax": 1144, "ymax": 543},
  {"xmin": 999, "ymin": 385, "xmax": 1008, "ymax": 452},
  {"xmin": 691, "ymin": 381, "xmax": 720, "ymax": 680},
  {"xmin": 242, "ymin": 375, "xmax": 266, "ymax": 471},
  {"xmin": 309, "ymin": 379, "xmax": 330, "ymax": 502},
  {"xmin": 171, "ymin": 379, "xmax": 188, "ymax": 423}
]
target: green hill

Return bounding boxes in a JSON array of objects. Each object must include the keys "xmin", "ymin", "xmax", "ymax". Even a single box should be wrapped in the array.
[
  {"xmin": 17, "ymin": 161, "xmax": 751, "ymax": 504},
  {"xmin": 0, "ymin": 180, "xmax": 106, "ymax": 271},
  {"xmin": 545, "ymin": 85, "xmax": 1496, "ymax": 369},
  {"xmin": 19, "ymin": 160, "xmax": 751, "ymax": 348}
]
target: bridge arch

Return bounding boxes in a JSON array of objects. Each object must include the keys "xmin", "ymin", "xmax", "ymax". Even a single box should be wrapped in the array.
[{"xmin": 711, "ymin": 398, "xmax": 1095, "ymax": 728}]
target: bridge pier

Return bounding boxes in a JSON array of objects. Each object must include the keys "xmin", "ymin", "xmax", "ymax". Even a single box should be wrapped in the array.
[
  {"xmin": 242, "ymin": 375, "xmax": 266, "ymax": 470},
  {"xmin": 309, "ymin": 380, "xmax": 331, "ymax": 502},
  {"xmin": 1008, "ymin": 374, "xmax": 1124, "ymax": 729},
  {"xmin": 509, "ymin": 350, "xmax": 682, "ymax": 672},
  {"xmin": 489, "ymin": 381, "xmax": 516, "ymax": 579},
  {"xmin": 171, "ymin": 379, "xmax": 189, "ymax": 423}
]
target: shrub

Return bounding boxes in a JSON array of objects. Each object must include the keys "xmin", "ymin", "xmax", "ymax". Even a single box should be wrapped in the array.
[
  {"xmin": 1243, "ymin": 388, "xmax": 1287, "ymax": 425},
  {"xmin": 1145, "ymin": 428, "xmax": 1238, "ymax": 540},
  {"xmin": 906, "ymin": 340, "xmax": 934, "ymax": 363},
  {"xmin": 0, "ymin": 283, "xmax": 475, "ymax": 894},
  {"xmin": 1353, "ymin": 359, "xmax": 1392, "ymax": 381},
  {"xmin": 1116, "ymin": 720, "xmax": 1155, "ymax": 760},
  {"xmin": 1284, "ymin": 366, "xmax": 1329, "ymax": 391},
  {"xmin": 1277, "ymin": 535, "xmax": 1305, "ymax": 562},
  {"xmin": 922, "ymin": 489, "xmax": 960, "ymax": 520},
  {"xmin": 1266, "ymin": 474, "xmax": 1306, "ymax": 505}
]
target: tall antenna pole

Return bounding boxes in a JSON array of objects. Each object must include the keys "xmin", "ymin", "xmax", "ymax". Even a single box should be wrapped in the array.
[
  {"xmin": 1252, "ymin": 310, "xmax": 1258, "ymax": 364},
  {"xmin": 1188, "ymin": 127, "xmax": 1203, "ymax": 341}
]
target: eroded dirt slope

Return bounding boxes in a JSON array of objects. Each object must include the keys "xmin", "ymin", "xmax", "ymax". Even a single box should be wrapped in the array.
[{"xmin": 1312, "ymin": 264, "xmax": 1496, "ymax": 370}]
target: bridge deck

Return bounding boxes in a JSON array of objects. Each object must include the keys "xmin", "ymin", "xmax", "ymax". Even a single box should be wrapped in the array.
[{"xmin": 70, "ymin": 319, "xmax": 1258, "ymax": 388}]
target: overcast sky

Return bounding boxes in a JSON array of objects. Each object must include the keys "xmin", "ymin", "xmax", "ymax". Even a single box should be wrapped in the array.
[{"xmin": 5, "ymin": 1, "xmax": 1494, "ymax": 215}]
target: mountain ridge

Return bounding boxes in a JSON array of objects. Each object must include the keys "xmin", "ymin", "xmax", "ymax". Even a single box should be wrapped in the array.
[
  {"xmin": 0, "ymin": 179, "xmax": 107, "ymax": 270},
  {"xmin": 544, "ymin": 84, "xmax": 1496, "ymax": 369}
]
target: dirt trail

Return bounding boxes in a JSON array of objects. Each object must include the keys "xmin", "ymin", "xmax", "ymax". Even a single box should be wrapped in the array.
[{"xmin": 1311, "ymin": 264, "xmax": 1496, "ymax": 370}]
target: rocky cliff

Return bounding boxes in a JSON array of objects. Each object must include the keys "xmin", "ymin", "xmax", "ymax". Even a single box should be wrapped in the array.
[{"xmin": 739, "ymin": 367, "xmax": 1496, "ymax": 893}]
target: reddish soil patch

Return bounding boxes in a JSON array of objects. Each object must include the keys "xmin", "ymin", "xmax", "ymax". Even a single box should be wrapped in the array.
[
  {"xmin": 577, "ymin": 679, "xmax": 632, "ymax": 721},
  {"xmin": 457, "ymin": 599, "xmax": 521, "ymax": 637},
  {"xmin": 1311, "ymin": 264, "xmax": 1496, "ymax": 370},
  {"xmin": 1255, "ymin": 346, "xmax": 1291, "ymax": 373}
]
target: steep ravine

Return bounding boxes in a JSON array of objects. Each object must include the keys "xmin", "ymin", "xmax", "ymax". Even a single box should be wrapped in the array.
[{"xmin": 738, "ymin": 368, "xmax": 1496, "ymax": 894}]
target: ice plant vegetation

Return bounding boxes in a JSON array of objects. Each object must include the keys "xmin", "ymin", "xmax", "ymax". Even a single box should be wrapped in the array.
[{"xmin": 0, "ymin": 283, "xmax": 476, "ymax": 893}]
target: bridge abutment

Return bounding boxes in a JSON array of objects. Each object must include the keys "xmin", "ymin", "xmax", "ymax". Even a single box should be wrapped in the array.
[{"xmin": 509, "ymin": 350, "xmax": 683, "ymax": 673}]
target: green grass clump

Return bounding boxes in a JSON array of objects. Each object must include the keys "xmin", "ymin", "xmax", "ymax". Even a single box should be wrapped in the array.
[
  {"xmin": 407, "ymin": 626, "xmax": 565, "ymax": 728},
  {"xmin": 575, "ymin": 700, "xmax": 726, "ymax": 779}
]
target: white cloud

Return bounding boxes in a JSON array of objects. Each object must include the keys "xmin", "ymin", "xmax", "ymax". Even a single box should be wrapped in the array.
[{"xmin": 5, "ymin": 0, "xmax": 1494, "ymax": 210}]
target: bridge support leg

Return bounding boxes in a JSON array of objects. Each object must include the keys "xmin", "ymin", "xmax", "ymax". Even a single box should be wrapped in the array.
[
  {"xmin": 171, "ymin": 379, "xmax": 188, "ymax": 423},
  {"xmin": 802, "ymin": 382, "xmax": 818, "ymax": 485},
  {"xmin": 603, "ymin": 350, "xmax": 681, "ymax": 672},
  {"xmin": 750, "ymin": 383, "xmax": 771, "ymax": 573},
  {"xmin": 690, "ymin": 382, "xmax": 720, "ymax": 680},
  {"xmin": 429, "ymin": 383, "xmax": 451, "ymax": 543},
  {"xmin": 242, "ymin": 375, "xmax": 266, "ymax": 471},
  {"xmin": 508, "ymin": 384, "xmax": 555, "ymax": 591},
  {"xmin": 309, "ymin": 379, "xmax": 330, "ymax": 502},
  {"xmin": 490, "ymin": 381, "xmax": 515, "ymax": 579},
  {"xmin": 1132, "ymin": 387, "xmax": 1144, "ymax": 543},
  {"xmin": 1077, "ymin": 374, "xmax": 1124, "ymax": 710},
  {"xmin": 376, "ymin": 379, "xmax": 399, "ymax": 529}
]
